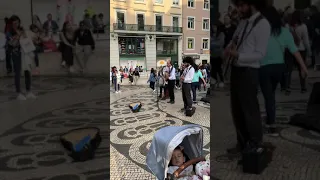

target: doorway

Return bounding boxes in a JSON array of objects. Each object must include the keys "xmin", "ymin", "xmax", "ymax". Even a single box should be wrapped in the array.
[
  {"xmin": 116, "ymin": 11, "xmax": 125, "ymax": 30},
  {"xmin": 172, "ymin": 16, "xmax": 179, "ymax": 32},
  {"xmin": 155, "ymin": 15, "xmax": 162, "ymax": 32},
  {"xmin": 137, "ymin": 14, "xmax": 145, "ymax": 31}
]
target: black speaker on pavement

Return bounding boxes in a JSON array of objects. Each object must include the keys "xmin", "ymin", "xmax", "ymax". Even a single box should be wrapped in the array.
[
  {"xmin": 289, "ymin": 82, "xmax": 320, "ymax": 133},
  {"xmin": 185, "ymin": 107, "xmax": 196, "ymax": 117},
  {"xmin": 242, "ymin": 142, "xmax": 275, "ymax": 174},
  {"xmin": 307, "ymin": 82, "xmax": 320, "ymax": 115}
]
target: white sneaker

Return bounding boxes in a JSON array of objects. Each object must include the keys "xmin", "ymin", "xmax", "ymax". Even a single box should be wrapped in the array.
[
  {"xmin": 26, "ymin": 92, "xmax": 37, "ymax": 99},
  {"xmin": 118, "ymin": 90, "xmax": 121, "ymax": 93},
  {"xmin": 17, "ymin": 93, "xmax": 27, "ymax": 100},
  {"xmin": 116, "ymin": 91, "xmax": 119, "ymax": 93},
  {"xmin": 69, "ymin": 66, "xmax": 75, "ymax": 73},
  {"xmin": 61, "ymin": 61, "xmax": 66, "ymax": 67},
  {"xmin": 219, "ymin": 82, "xmax": 224, "ymax": 88}
]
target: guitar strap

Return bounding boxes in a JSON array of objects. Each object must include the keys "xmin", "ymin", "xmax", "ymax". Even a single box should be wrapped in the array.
[
  {"xmin": 236, "ymin": 15, "xmax": 264, "ymax": 50},
  {"xmin": 224, "ymin": 15, "xmax": 264, "ymax": 77}
]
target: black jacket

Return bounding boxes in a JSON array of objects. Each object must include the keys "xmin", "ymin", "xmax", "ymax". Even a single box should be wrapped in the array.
[{"xmin": 74, "ymin": 29, "xmax": 95, "ymax": 49}]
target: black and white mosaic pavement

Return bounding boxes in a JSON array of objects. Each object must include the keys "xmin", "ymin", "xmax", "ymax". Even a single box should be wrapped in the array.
[
  {"xmin": 212, "ymin": 77, "xmax": 320, "ymax": 180},
  {"xmin": 0, "ymin": 97, "xmax": 110, "ymax": 180},
  {"xmin": 0, "ymin": 77, "xmax": 110, "ymax": 180}
]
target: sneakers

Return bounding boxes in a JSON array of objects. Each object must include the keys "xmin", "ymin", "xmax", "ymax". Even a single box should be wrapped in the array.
[
  {"xmin": 17, "ymin": 92, "xmax": 37, "ymax": 100},
  {"xmin": 26, "ymin": 92, "xmax": 37, "ymax": 99},
  {"xmin": 17, "ymin": 93, "xmax": 27, "ymax": 100},
  {"xmin": 61, "ymin": 61, "xmax": 66, "ymax": 67},
  {"xmin": 69, "ymin": 66, "xmax": 75, "ymax": 73},
  {"xmin": 115, "ymin": 91, "xmax": 119, "ymax": 93}
]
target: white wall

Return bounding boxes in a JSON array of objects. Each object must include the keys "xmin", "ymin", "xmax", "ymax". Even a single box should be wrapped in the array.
[{"xmin": 0, "ymin": 0, "xmax": 32, "ymax": 31}]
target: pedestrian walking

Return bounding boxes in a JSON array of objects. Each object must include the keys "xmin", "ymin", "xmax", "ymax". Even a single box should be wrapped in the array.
[{"xmin": 147, "ymin": 68, "xmax": 156, "ymax": 93}]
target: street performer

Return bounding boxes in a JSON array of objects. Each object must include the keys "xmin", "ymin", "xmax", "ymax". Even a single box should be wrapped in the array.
[{"xmin": 224, "ymin": 0, "xmax": 270, "ymax": 159}]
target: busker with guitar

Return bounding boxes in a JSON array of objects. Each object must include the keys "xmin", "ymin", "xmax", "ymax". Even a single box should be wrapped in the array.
[
  {"xmin": 163, "ymin": 60, "xmax": 176, "ymax": 104},
  {"xmin": 224, "ymin": 0, "xmax": 271, "ymax": 159}
]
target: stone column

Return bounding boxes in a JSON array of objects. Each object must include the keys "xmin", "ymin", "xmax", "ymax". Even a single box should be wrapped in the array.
[
  {"xmin": 145, "ymin": 35, "xmax": 157, "ymax": 70},
  {"xmin": 110, "ymin": 33, "xmax": 120, "ymax": 68},
  {"xmin": 178, "ymin": 36, "xmax": 183, "ymax": 66}
]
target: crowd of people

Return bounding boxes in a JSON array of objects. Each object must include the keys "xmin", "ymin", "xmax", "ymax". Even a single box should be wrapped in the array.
[
  {"xmin": 110, "ymin": 60, "xmax": 210, "ymax": 115},
  {"xmin": 211, "ymin": 0, "xmax": 318, "ymax": 163},
  {"xmin": 0, "ymin": 12, "xmax": 106, "ymax": 100}
]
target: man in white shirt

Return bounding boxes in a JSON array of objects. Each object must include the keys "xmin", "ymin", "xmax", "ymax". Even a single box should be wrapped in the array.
[
  {"xmin": 165, "ymin": 60, "xmax": 176, "ymax": 104},
  {"xmin": 225, "ymin": 0, "xmax": 270, "ymax": 156},
  {"xmin": 181, "ymin": 57, "xmax": 195, "ymax": 112}
]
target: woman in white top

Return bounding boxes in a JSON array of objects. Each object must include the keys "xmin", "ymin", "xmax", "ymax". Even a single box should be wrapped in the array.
[{"xmin": 290, "ymin": 11, "xmax": 311, "ymax": 92}]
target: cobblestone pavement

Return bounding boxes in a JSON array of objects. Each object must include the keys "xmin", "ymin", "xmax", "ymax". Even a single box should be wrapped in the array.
[
  {"xmin": 0, "ymin": 77, "xmax": 113, "ymax": 180},
  {"xmin": 110, "ymin": 85, "xmax": 210, "ymax": 180},
  {"xmin": 211, "ymin": 73, "xmax": 320, "ymax": 180}
]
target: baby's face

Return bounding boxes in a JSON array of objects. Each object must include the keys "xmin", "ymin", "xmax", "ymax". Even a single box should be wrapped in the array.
[{"xmin": 171, "ymin": 149, "xmax": 184, "ymax": 166}]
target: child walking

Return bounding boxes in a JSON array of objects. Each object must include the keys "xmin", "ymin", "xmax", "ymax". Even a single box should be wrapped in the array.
[
  {"xmin": 147, "ymin": 68, "xmax": 156, "ymax": 93},
  {"xmin": 115, "ymin": 70, "xmax": 121, "ymax": 93}
]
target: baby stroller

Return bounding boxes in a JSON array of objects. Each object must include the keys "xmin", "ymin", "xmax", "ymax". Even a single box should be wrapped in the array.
[{"xmin": 146, "ymin": 124, "xmax": 209, "ymax": 180}]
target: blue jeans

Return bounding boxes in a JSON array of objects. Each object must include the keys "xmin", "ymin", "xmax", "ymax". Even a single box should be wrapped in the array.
[
  {"xmin": 12, "ymin": 51, "xmax": 31, "ymax": 93},
  {"xmin": 260, "ymin": 64, "xmax": 284, "ymax": 125},
  {"xmin": 114, "ymin": 78, "xmax": 120, "ymax": 91},
  {"xmin": 191, "ymin": 82, "xmax": 199, "ymax": 101}
]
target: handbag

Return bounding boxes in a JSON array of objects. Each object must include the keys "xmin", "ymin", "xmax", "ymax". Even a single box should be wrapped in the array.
[{"xmin": 20, "ymin": 36, "xmax": 36, "ymax": 53}]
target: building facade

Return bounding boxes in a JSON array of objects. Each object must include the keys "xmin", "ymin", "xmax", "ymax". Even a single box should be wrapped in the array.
[
  {"xmin": 110, "ymin": 0, "xmax": 183, "ymax": 71},
  {"xmin": 182, "ymin": 0, "xmax": 210, "ymax": 65}
]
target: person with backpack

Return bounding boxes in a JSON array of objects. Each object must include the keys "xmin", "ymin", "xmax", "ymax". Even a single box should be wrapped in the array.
[
  {"xmin": 260, "ymin": 6, "xmax": 308, "ymax": 136},
  {"xmin": 289, "ymin": 10, "xmax": 311, "ymax": 93},
  {"xmin": 147, "ymin": 68, "xmax": 156, "ymax": 93},
  {"xmin": 224, "ymin": 0, "xmax": 270, "ymax": 157}
]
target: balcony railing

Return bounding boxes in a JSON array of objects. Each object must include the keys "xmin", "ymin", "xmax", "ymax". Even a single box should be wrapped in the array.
[
  {"xmin": 156, "ymin": 50, "xmax": 178, "ymax": 55},
  {"xmin": 113, "ymin": 23, "xmax": 183, "ymax": 33}
]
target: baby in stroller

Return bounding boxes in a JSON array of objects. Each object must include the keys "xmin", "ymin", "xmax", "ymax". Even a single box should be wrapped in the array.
[
  {"xmin": 168, "ymin": 146, "xmax": 210, "ymax": 180},
  {"xmin": 146, "ymin": 124, "xmax": 210, "ymax": 180}
]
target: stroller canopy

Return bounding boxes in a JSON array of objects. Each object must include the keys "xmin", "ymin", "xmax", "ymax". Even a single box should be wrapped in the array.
[{"xmin": 146, "ymin": 124, "xmax": 203, "ymax": 180}]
